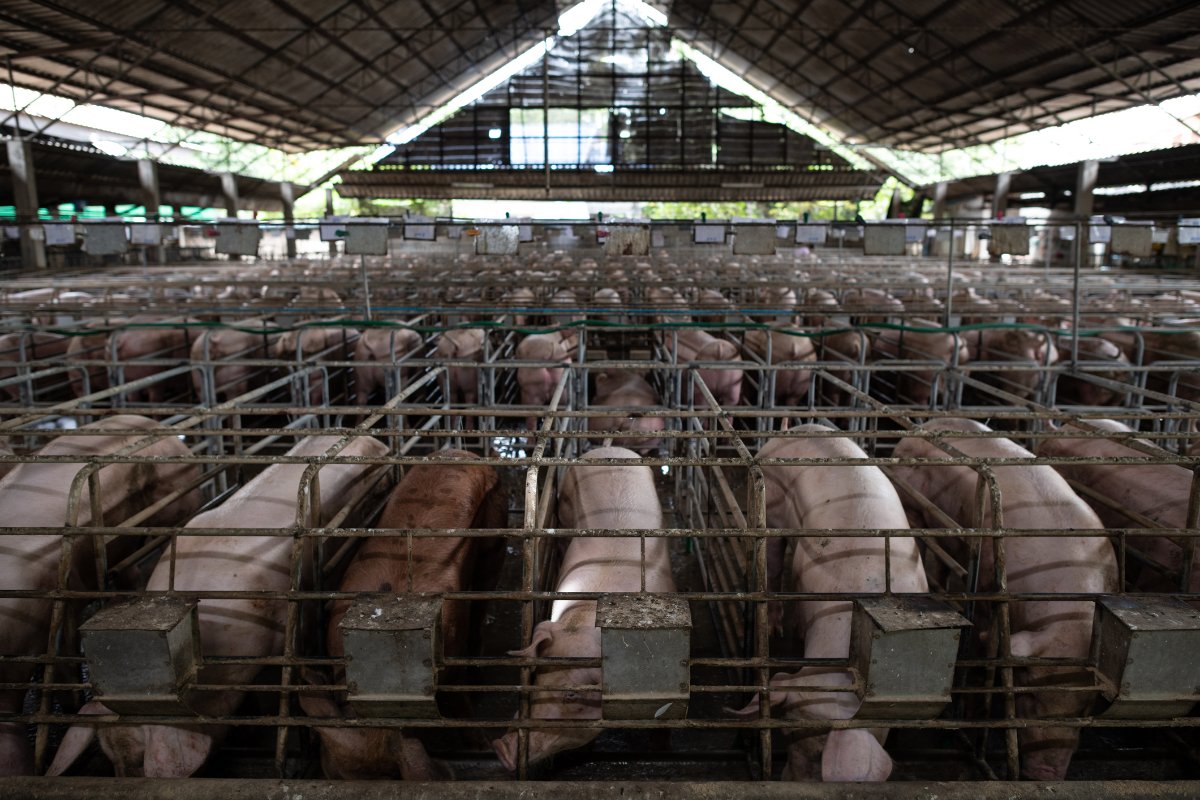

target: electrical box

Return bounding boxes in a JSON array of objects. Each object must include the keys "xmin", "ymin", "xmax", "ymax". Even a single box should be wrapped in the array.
[
  {"xmin": 598, "ymin": 594, "xmax": 691, "ymax": 720},
  {"xmin": 850, "ymin": 596, "xmax": 970, "ymax": 719},
  {"xmin": 341, "ymin": 595, "xmax": 441, "ymax": 719},
  {"xmin": 1094, "ymin": 595, "xmax": 1200, "ymax": 719},
  {"xmin": 80, "ymin": 596, "xmax": 199, "ymax": 715}
]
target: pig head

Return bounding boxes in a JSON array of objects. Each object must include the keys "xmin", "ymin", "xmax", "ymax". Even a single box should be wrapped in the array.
[{"xmin": 588, "ymin": 371, "xmax": 664, "ymax": 453}]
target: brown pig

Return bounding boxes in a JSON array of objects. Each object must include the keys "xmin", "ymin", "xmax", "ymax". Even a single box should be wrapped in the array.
[{"xmin": 300, "ymin": 448, "xmax": 507, "ymax": 779}]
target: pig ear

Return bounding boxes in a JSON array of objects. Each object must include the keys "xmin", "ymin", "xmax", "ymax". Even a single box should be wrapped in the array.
[{"xmin": 508, "ymin": 621, "xmax": 557, "ymax": 658}]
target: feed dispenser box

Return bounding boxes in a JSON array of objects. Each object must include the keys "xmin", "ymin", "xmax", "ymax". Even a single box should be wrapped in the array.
[
  {"xmin": 732, "ymin": 219, "xmax": 776, "ymax": 256},
  {"xmin": 475, "ymin": 224, "xmax": 520, "ymax": 255},
  {"xmin": 1094, "ymin": 595, "xmax": 1200, "ymax": 719},
  {"xmin": 214, "ymin": 221, "xmax": 262, "ymax": 256},
  {"xmin": 80, "ymin": 596, "xmax": 199, "ymax": 715},
  {"xmin": 862, "ymin": 224, "xmax": 906, "ymax": 256},
  {"xmin": 598, "ymin": 594, "xmax": 691, "ymax": 720},
  {"xmin": 850, "ymin": 596, "xmax": 969, "ymax": 719},
  {"xmin": 341, "ymin": 595, "xmax": 441, "ymax": 719},
  {"xmin": 345, "ymin": 218, "xmax": 390, "ymax": 256}
]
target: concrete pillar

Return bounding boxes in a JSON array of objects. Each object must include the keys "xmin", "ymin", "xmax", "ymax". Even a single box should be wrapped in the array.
[
  {"xmin": 1074, "ymin": 159, "xmax": 1098, "ymax": 219},
  {"xmin": 7, "ymin": 139, "xmax": 47, "ymax": 269},
  {"xmin": 137, "ymin": 159, "xmax": 162, "ymax": 264},
  {"xmin": 932, "ymin": 181, "xmax": 948, "ymax": 220},
  {"xmin": 992, "ymin": 172, "xmax": 1012, "ymax": 219},
  {"xmin": 281, "ymin": 181, "xmax": 297, "ymax": 260},
  {"xmin": 220, "ymin": 172, "xmax": 239, "ymax": 217},
  {"xmin": 325, "ymin": 187, "xmax": 337, "ymax": 258}
]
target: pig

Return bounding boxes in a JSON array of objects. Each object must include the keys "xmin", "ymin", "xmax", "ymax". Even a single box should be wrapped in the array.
[
  {"xmin": 695, "ymin": 289, "xmax": 735, "ymax": 326},
  {"xmin": 500, "ymin": 289, "xmax": 536, "ymax": 326},
  {"xmin": 47, "ymin": 434, "xmax": 388, "ymax": 778},
  {"xmin": 842, "ymin": 288, "xmax": 903, "ymax": 326},
  {"xmin": 0, "ymin": 332, "xmax": 71, "ymax": 403},
  {"xmin": 66, "ymin": 319, "xmax": 129, "ymax": 398},
  {"xmin": 744, "ymin": 328, "xmax": 817, "ymax": 407},
  {"xmin": 299, "ymin": 448, "xmax": 507, "ymax": 779},
  {"xmin": 963, "ymin": 328, "xmax": 1057, "ymax": 401},
  {"xmin": 800, "ymin": 289, "xmax": 839, "ymax": 327},
  {"xmin": 1, "ymin": 415, "xmax": 200, "ymax": 776},
  {"xmin": 493, "ymin": 447, "xmax": 674, "ymax": 772},
  {"xmin": 733, "ymin": 426, "xmax": 927, "ymax": 781},
  {"xmin": 815, "ymin": 329, "xmax": 866, "ymax": 406},
  {"xmin": 433, "ymin": 328, "xmax": 487, "ymax": 408},
  {"xmin": 1053, "ymin": 338, "xmax": 1132, "ymax": 406},
  {"xmin": 891, "ymin": 418, "xmax": 1117, "ymax": 780},
  {"xmin": 190, "ymin": 325, "xmax": 274, "ymax": 403},
  {"xmin": 273, "ymin": 324, "xmax": 360, "ymax": 406},
  {"xmin": 871, "ymin": 321, "xmax": 969, "ymax": 407},
  {"xmin": 588, "ymin": 371, "xmax": 664, "ymax": 453},
  {"xmin": 590, "ymin": 287, "xmax": 623, "ymax": 324},
  {"xmin": 758, "ymin": 286, "xmax": 798, "ymax": 324},
  {"xmin": 109, "ymin": 318, "xmax": 197, "ymax": 404},
  {"xmin": 668, "ymin": 329, "xmax": 743, "ymax": 408},
  {"xmin": 354, "ymin": 327, "xmax": 423, "ymax": 406},
  {"xmin": 1035, "ymin": 419, "xmax": 1197, "ymax": 594},
  {"xmin": 516, "ymin": 331, "xmax": 576, "ymax": 432}
]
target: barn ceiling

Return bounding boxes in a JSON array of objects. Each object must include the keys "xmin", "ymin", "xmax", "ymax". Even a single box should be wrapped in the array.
[{"xmin": 0, "ymin": 0, "xmax": 1197, "ymax": 154}]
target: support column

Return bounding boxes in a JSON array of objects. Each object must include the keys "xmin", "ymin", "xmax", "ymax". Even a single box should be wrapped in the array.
[
  {"xmin": 325, "ymin": 187, "xmax": 337, "ymax": 258},
  {"xmin": 932, "ymin": 181, "xmax": 948, "ymax": 219},
  {"xmin": 7, "ymin": 139, "xmax": 47, "ymax": 269},
  {"xmin": 281, "ymin": 181, "xmax": 297, "ymax": 260},
  {"xmin": 992, "ymin": 171, "xmax": 1012, "ymax": 219},
  {"xmin": 887, "ymin": 187, "xmax": 904, "ymax": 219},
  {"xmin": 138, "ymin": 159, "xmax": 162, "ymax": 264},
  {"xmin": 220, "ymin": 172, "xmax": 239, "ymax": 218},
  {"xmin": 1074, "ymin": 159, "xmax": 1098, "ymax": 219}
]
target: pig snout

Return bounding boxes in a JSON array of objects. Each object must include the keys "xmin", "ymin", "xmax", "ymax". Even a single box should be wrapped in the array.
[
  {"xmin": 492, "ymin": 732, "xmax": 518, "ymax": 773},
  {"xmin": 492, "ymin": 727, "xmax": 600, "ymax": 774}
]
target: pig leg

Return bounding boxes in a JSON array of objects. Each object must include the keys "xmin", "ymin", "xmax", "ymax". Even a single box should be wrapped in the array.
[
  {"xmin": 766, "ymin": 536, "xmax": 786, "ymax": 637},
  {"xmin": 1011, "ymin": 625, "xmax": 1091, "ymax": 780},
  {"xmin": 0, "ymin": 721, "xmax": 31, "ymax": 777}
]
